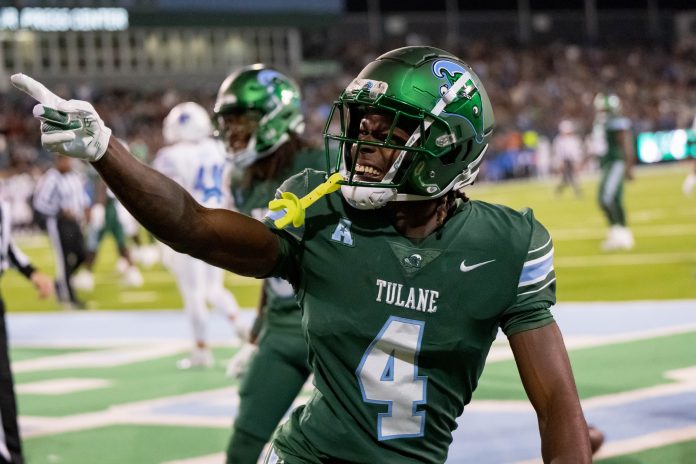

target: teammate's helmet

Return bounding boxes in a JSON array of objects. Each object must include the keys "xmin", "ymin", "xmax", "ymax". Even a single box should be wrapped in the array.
[
  {"xmin": 593, "ymin": 93, "xmax": 622, "ymax": 115},
  {"xmin": 213, "ymin": 64, "xmax": 304, "ymax": 168},
  {"xmin": 324, "ymin": 46, "xmax": 495, "ymax": 209},
  {"xmin": 163, "ymin": 102, "xmax": 213, "ymax": 144}
]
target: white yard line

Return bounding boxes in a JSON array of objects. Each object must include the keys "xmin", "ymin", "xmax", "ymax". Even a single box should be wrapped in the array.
[
  {"xmin": 20, "ymin": 387, "xmax": 238, "ymax": 438},
  {"xmin": 163, "ymin": 453, "xmax": 227, "ymax": 464},
  {"xmin": 552, "ymin": 224, "xmax": 696, "ymax": 240},
  {"xmin": 556, "ymin": 252, "xmax": 696, "ymax": 267},
  {"xmin": 13, "ymin": 343, "xmax": 189, "ymax": 373},
  {"xmin": 118, "ymin": 291, "xmax": 159, "ymax": 303}
]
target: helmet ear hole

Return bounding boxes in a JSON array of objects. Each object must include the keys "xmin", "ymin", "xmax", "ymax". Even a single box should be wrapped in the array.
[
  {"xmin": 439, "ymin": 147, "xmax": 458, "ymax": 166},
  {"xmin": 439, "ymin": 140, "xmax": 471, "ymax": 166}
]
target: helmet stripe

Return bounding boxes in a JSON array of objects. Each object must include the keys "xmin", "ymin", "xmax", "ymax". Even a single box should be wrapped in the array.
[{"xmin": 381, "ymin": 70, "xmax": 471, "ymax": 185}]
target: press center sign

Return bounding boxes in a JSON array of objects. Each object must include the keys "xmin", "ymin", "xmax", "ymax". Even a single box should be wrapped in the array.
[{"xmin": 0, "ymin": 7, "xmax": 129, "ymax": 31}]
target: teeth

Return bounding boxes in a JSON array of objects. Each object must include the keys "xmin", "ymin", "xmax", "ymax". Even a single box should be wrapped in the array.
[{"xmin": 355, "ymin": 163, "xmax": 381, "ymax": 176}]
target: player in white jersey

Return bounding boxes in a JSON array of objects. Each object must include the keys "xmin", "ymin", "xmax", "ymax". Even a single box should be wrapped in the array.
[
  {"xmin": 153, "ymin": 102, "xmax": 244, "ymax": 369},
  {"xmin": 552, "ymin": 119, "xmax": 584, "ymax": 197}
]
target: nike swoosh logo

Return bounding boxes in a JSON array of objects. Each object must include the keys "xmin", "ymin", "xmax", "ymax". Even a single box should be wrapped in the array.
[{"xmin": 460, "ymin": 259, "xmax": 496, "ymax": 273}]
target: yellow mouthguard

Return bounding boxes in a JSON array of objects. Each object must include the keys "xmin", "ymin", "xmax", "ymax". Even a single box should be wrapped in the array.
[{"xmin": 268, "ymin": 172, "xmax": 344, "ymax": 229}]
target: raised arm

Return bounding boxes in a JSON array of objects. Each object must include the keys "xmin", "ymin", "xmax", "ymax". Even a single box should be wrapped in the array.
[
  {"xmin": 509, "ymin": 323, "xmax": 592, "ymax": 463},
  {"xmin": 93, "ymin": 138, "xmax": 278, "ymax": 276},
  {"xmin": 11, "ymin": 73, "xmax": 278, "ymax": 277}
]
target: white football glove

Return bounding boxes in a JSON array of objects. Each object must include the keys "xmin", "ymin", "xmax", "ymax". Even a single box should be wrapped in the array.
[
  {"xmin": 226, "ymin": 342, "xmax": 258, "ymax": 379},
  {"xmin": 10, "ymin": 73, "xmax": 111, "ymax": 162}
]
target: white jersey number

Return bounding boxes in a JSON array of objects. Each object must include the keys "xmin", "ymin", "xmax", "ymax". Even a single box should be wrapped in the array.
[
  {"xmin": 194, "ymin": 164, "xmax": 223, "ymax": 206},
  {"xmin": 356, "ymin": 316, "xmax": 427, "ymax": 440}
]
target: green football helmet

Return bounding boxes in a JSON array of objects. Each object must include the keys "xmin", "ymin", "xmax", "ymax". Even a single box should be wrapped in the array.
[
  {"xmin": 324, "ymin": 46, "xmax": 495, "ymax": 209},
  {"xmin": 214, "ymin": 64, "xmax": 304, "ymax": 168}
]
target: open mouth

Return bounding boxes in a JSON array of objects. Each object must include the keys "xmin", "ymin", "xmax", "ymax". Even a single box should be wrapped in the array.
[{"xmin": 353, "ymin": 162, "xmax": 384, "ymax": 182}]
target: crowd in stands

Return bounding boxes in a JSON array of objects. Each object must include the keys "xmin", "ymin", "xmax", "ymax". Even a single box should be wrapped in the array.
[{"xmin": 1, "ymin": 39, "xmax": 694, "ymax": 207}]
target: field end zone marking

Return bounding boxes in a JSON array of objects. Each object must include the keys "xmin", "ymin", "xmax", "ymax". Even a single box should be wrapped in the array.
[
  {"xmin": 13, "ymin": 343, "xmax": 189, "ymax": 373},
  {"xmin": 20, "ymin": 374, "xmax": 316, "ymax": 439},
  {"xmin": 487, "ymin": 323, "xmax": 696, "ymax": 363},
  {"xmin": 580, "ymin": 365, "xmax": 696, "ymax": 410},
  {"xmin": 515, "ymin": 426, "xmax": 696, "ymax": 464},
  {"xmin": 593, "ymin": 426, "xmax": 696, "ymax": 460},
  {"xmin": 21, "ymin": 387, "xmax": 238, "ymax": 438}
]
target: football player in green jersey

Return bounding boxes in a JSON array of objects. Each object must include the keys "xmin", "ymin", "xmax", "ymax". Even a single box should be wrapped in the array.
[
  {"xmin": 591, "ymin": 92, "xmax": 636, "ymax": 251},
  {"xmin": 213, "ymin": 64, "xmax": 321, "ymax": 464},
  {"xmin": 13, "ymin": 45, "xmax": 593, "ymax": 463}
]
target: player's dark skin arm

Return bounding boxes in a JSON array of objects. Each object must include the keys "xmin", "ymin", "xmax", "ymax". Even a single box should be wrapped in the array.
[
  {"xmin": 510, "ymin": 322, "xmax": 592, "ymax": 463},
  {"xmin": 92, "ymin": 138, "xmax": 279, "ymax": 277}
]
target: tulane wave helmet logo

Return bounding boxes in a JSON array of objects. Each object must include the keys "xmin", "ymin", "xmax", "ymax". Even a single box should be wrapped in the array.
[
  {"xmin": 432, "ymin": 60, "xmax": 470, "ymax": 97},
  {"xmin": 431, "ymin": 59, "xmax": 484, "ymax": 143},
  {"xmin": 257, "ymin": 69, "xmax": 286, "ymax": 86}
]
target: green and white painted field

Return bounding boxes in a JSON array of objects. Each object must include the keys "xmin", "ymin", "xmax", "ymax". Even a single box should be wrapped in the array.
[{"xmin": 3, "ymin": 163, "xmax": 696, "ymax": 463}]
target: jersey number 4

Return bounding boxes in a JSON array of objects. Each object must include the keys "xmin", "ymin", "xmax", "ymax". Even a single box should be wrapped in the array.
[{"xmin": 356, "ymin": 316, "xmax": 427, "ymax": 441}]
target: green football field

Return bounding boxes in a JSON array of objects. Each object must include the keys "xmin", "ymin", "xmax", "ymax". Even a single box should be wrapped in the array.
[
  {"xmin": 4, "ymin": 163, "xmax": 696, "ymax": 463},
  {"xmin": 4, "ymin": 162, "xmax": 695, "ymax": 312}
]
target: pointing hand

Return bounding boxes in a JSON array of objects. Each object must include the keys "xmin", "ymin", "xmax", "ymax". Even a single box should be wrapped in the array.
[{"xmin": 11, "ymin": 73, "xmax": 112, "ymax": 161}]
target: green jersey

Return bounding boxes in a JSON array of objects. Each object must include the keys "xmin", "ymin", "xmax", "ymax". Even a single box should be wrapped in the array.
[
  {"xmin": 231, "ymin": 149, "xmax": 324, "ymax": 335},
  {"xmin": 265, "ymin": 170, "xmax": 556, "ymax": 464},
  {"xmin": 592, "ymin": 114, "xmax": 632, "ymax": 166}
]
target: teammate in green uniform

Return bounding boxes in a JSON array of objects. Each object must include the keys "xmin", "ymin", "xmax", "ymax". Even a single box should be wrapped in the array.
[
  {"xmin": 591, "ymin": 93, "xmax": 635, "ymax": 251},
  {"xmin": 12, "ymin": 45, "xmax": 593, "ymax": 463},
  {"xmin": 213, "ymin": 65, "xmax": 322, "ymax": 464},
  {"xmin": 73, "ymin": 173, "xmax": 143, "ymax": 291}
]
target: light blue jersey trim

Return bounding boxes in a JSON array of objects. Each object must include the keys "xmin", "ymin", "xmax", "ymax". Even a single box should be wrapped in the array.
[{"xmin": 519, "ymin": 249, "xmax": 554, "ymax": 287}]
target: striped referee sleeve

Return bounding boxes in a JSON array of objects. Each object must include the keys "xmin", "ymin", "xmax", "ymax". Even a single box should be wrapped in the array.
[{"xmin": 33, "ymin": 169, "xmax": 60, "ymax": 217}]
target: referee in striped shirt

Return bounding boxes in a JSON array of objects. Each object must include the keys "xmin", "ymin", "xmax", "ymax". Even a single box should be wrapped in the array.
[
  {"xmin": 0, "ymin": 200, "xmax": 53, "ymax": 464},
  {"xmin": 33, "ymin": 155, "xmax": 89, "ymax": 309}
]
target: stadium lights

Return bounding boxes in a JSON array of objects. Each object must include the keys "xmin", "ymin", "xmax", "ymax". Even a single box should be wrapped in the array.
[{"xmin": 0, "ymin": 7, "xmax": 128, "ymax": 32}]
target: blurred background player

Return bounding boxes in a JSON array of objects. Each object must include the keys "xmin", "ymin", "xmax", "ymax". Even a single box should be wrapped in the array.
[
  {"xmin": 213, "ymin": 64, "xmax": 321, "ymax": 464},
  {"xmin": 72, "ymin": 173, "xmax": 143, "ymax": 292},
  {"xmin": 32, "ymin": 155, "xmax": 89, "ymax": 309},
  {"xmin": 0, "ymin": 151, "xmax": 38, "ymax": 235},
  {"xmin": 552, "ymin": 119, "xmax": 584, "ymax": 198},
  {"xmin": 590, "ymin": 93, "xmax": 635, "ymax": 251},
  {"xmin": 0, "ymin": 199, "xmax": 53, "ymax": 464},
  {"xmin": 153, "ymin": 101, "xmax": 244, "ymax": 370},
  {"xmin": 682, "ymin": 115, "xmax": 696, "ymax": 196}
]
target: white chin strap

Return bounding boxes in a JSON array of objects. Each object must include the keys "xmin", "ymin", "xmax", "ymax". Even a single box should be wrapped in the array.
[{"xmin": 341, "ymin": 184, "xmax": 397, "ymax": 210}]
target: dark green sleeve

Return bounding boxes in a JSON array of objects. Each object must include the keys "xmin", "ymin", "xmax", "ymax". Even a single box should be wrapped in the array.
[{"xmin": 500, "ymin": 210, "xmax": 556, "ymax": 337}]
